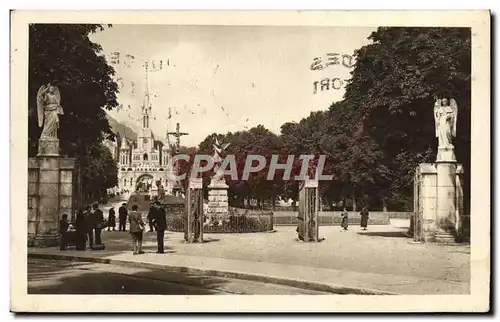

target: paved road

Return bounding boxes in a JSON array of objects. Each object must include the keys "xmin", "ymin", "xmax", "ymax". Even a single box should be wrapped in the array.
[{"xmin": 28, "ymin": 258, "xmax": 328, "ymax": 295}]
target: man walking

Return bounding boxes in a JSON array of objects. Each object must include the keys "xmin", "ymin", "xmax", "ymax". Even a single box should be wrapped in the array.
[
  {"xmin": 153, "ymin": 201, "xmax": 167, "ymax": 253},
  {"xmin": 118, "ymin": 203, "xmax": 128, "ymax": 231},
  {"xmin": 128, "ymin": 205, "xmax": 145, "ymax": 255}
]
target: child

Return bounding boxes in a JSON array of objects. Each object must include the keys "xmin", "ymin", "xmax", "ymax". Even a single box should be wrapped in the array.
[{"xmin": 340, "ymin": 207, "xmax": 349, "ymax": 231}]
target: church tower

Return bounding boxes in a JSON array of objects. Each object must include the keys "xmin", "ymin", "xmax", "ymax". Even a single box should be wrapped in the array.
[
  {"xmin": 138, "ymin": 64, "xmax": 154, "ymax": 153},
  {"xmin": 119, "ymin": 139, "xmax": 130, "ymax": 166}
]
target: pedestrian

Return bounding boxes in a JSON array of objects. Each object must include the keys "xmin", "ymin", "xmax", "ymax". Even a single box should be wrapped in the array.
[
  {"xmin": 360, "ymin": 205, "xmax": 369, "ymax": 230},
  {"xmin": 147, "ymin": 202, "xmax": 156, "ymax": 233},
  {"xmin": 59, "ymin": 214, "xmax": 69, "ymax": 250},
  {"xmin": 84, "ymin": 205, "xmax": 94, "ymax": 249},
  {"xmin": 75, "ymin": 208, "xmax": 86, "ymax": 250},
  {"xmin": 153, "ymin": 201, "xmax": 167, "ymax": 253},
  {"xmin": 128, "ymin": 204, "xmax": 145, "ymax": 255},
  {"xmin": 340, "ymin": 207, "xmax": 349, "ymax": 231},
  {"xmin": 108, "ymin": 207, "xmax": 116, "ymax": 231},
  {"xmin": 118, "ymin": 203, "xmax": 128, "ymax": 231},
  {"xmin": 92, "ymin": 203, "xmax": 105, "ymax": 246}
]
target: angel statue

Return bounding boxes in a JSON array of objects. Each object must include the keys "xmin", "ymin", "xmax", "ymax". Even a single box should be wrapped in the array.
[
  {"xmin": 212, "ymin": 137, "xmax": 231, "ymax": 178},
  {"xmin": 434, "ymin": 97, "xmax": 458, "ymax": 149},
  {"xmin": 37, "ymin": 83, "xmax": 64, "ymax": 139}
]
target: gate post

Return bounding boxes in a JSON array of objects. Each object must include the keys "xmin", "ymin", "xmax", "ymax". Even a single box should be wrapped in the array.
[
  {"xmin": 185, "ymin": 177, "xmax": 204, "ymax": 243},
  {"xmin": 297, "ymin": 178, "xmax": 320, "ymax": 242}
]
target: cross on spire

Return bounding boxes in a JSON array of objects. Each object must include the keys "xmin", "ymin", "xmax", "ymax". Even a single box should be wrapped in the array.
[{"xmin": 167, "ymin": 122, "xmax": 189, "ymax": 154}]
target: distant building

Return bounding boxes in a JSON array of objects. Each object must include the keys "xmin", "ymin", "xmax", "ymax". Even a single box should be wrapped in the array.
[{"xmin": 106, "ymin": 97, "xmax": 175, "ymax": 195}]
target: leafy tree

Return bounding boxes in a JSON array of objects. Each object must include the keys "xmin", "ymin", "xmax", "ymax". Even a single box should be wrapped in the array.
[
  {"xmin": 344, "ymin": 27, "xmax": 471, "ymax": 210},
  {"xmin": 197, "ymin": 126, "xmax": 283, "ymax": 208},
  {"xmin": 28, "ymin": 24, "xmax": 119, "ymax": 204},
  {"xmin": 80, "ymin": 143, "xmax": 118, "ymax": 203}
]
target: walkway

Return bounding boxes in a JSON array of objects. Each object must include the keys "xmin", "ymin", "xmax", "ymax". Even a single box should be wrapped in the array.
[{"xmin": 29, "ymin": 224, "xmax": 470, "ymax": 295}]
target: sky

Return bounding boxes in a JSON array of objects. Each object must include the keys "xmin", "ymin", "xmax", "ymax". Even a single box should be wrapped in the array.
[{"xmin": 90, "ymin": 25, "xmax": 375, "ymax": 147}]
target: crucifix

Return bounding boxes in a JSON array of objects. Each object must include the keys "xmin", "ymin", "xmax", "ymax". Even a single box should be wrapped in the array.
[{"xmin": 167, "ymin": 122, "xmax": 189, "ymax": 154}]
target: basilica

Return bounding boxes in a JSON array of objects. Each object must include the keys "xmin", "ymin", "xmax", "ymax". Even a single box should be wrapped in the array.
[{"xmin": 104, "ymin": 99, "xmax": 175, "ymax": 195}]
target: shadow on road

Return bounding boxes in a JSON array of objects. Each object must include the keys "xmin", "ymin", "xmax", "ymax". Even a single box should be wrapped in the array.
[
  {"xmin": 28, "ymin": 262, "xmax": 231, "ymax": 295},
  {"xmin": 356, "ymin": 231, "xmax": 410, "ymax": 238}
]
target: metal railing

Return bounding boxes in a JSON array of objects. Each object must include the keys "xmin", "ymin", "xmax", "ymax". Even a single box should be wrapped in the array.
[{"xmin": 166, "ymin": 210, "xmax": 274, "ymax": 233}]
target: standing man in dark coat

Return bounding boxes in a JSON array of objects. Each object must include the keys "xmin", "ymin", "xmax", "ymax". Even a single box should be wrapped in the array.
[
  {"xmin": 147, "ymin": 202, "xmax": 156, "ymax": 233},
  {"xmin": 118, "ymin": 203, "xmax": 128, "ymax": 231},
  {"xmin": 108, "ymin": 207, "xmax": 116, "ymax": 231},
  {"xmin": 92, "ymin": 203, "xmax": 104, "ymax": 245},
  {"xmin": 75, "ymin": 208, "xmax": 86, "ymax": 250},
  {"xmin": 84, "ymin": 205, "xmax": 94, "ymax": 249},
  {"xmin": 153, "ymin": 201, "xmax": 167, "ymax": 253},
  {"xmin": 59, "ymin": 214, "xmax": 69, "ymax": 250}
]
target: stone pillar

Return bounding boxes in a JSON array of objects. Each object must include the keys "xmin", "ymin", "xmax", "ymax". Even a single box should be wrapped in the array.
[
  {"xmin": 28, "ymin": 137, "xmax": 75, "ymax": 247},
  {"xmin": 207, "ymin": 177, "xmax": 229, "ymax": 225},
  {"xmin": 33, "ymin": 138, "xmax": 61, "ymax": 246},
  {"xmin": 435, "ymin": 146, "xmax": 458, "ymax": 243},
  {"xmin": 435, "ymin": 161, "xmax": 458, "ymax": 242},
  {"xmin": 419, "ymin": 164, "xmax": 438, "ymax": 242}
]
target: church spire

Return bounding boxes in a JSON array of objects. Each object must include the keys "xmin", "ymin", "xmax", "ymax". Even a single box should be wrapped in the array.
[{"xmin": 141, "ymin": 61, "xmax": 152, "ymax": 129}]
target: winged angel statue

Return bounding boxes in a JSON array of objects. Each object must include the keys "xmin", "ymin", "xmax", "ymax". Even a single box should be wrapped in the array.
[
  {"xmin": 212, "ymin": 137, "xmax": 231, "ymax": 178},
  {"xmin": 433, "ymin": 98, "xmax": 458, "ymax": 149},
  {"xmin": 36, "ymin": 83, "xmax": 64, "ymax": 139}
]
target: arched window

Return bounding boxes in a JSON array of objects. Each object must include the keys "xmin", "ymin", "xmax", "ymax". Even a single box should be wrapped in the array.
[{"xmin": 143, "ymin": 153, "xmax": 148, "ymax": 161}]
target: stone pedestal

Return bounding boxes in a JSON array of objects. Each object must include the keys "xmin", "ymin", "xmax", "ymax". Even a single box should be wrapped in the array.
[
  {"xmin": 437, "ymin": 147, "xmax": 456, "ymax": 163},
  {"xmin": 207, "ymin": 176, "xmax": 229, "ymax": 224},
  {"xmin": 414, "ymin": 153, "xmax": 466, "ymax": 243},
  {"xmin": 28, "ymin": 138, "xmax": 75, "ymax": 247}
]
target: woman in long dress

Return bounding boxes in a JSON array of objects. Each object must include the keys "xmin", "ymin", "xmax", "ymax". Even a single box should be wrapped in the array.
[{"xmin": 360, "ymin": 206, "xmax": 369, "ymax": 230}]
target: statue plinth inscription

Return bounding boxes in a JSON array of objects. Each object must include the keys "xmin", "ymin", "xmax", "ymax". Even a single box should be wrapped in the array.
[{"xmin": 207, "ymin": 138, "xmax": 230, "ymax": 224}]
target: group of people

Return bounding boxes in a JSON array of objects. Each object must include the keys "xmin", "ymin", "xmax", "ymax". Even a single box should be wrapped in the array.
[
  {"xmin": 127, "ymin": 198, "xmax": 167, "ymax": 255},
  {"xmin": 59, "ymin": 199, "xmax": 168, "ymax": 255},
  {"xmin": 340, "ymin": 205, "xmax": 369, "ymax": 231},
  {"xmin": 59, "ymin": 203, "xmax": 105, "ymax": 251},
  {"xmin": 106, "ymin": 203, "xmax": 130, "ymax": 232}
]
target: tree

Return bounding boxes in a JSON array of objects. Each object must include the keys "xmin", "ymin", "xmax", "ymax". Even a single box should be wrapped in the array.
[
  {"xmin": 28, "ymin": 24, "xmax": 119, "ymax": 157},
  {"xmin": 80, "ymin": 143, "xmax": 118, "ymax": 203},
  {"xmin": 28, "ymin": 24, "xmax": 119, "ymax": 205},
  {"xmin": 344, "ymin": 27, "xmax": 471, "ymax": 210},
  {"xmin": 197, "ymin": 126, "xmax": 283, "ymax": 208}
]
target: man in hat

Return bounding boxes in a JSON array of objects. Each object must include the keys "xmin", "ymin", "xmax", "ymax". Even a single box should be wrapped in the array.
[
  {"xmin": 153, "ymin": 201, "xmax": 167, "ymax": 253},
  {"xmin": 118, "ymin": 203, "xmax": 128, "ymax": 231}
]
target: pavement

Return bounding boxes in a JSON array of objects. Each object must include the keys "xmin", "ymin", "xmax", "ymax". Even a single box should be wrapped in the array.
[{"xmin": 29, "ymin": 221, "xmax": 470, "ymax": 295}]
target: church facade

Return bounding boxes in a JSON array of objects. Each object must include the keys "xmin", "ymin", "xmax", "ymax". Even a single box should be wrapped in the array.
[{"xmin": 104, "ymin": 100, "xmax": 175, "ymax": 195}]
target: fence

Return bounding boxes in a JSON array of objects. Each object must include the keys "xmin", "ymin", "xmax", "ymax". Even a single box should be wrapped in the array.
[
  {"xmin": 166, "ymin": 208, "xmax": 274, "ymax": 233},
  {"xmin": 272, "ymin": 211, "xmax": 393, "ymax": 226}
]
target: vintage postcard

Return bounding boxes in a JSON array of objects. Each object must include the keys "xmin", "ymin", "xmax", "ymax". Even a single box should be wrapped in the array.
[{"xmin": 10, "ymin": 10, "xmax": 490, "ymax": 312}]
